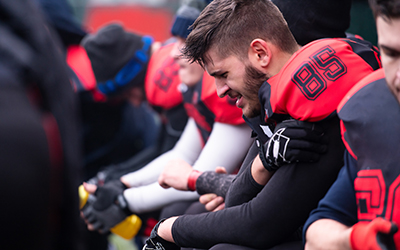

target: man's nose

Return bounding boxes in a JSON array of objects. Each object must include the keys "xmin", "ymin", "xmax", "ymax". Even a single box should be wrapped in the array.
[{"xmin": 215, "ymin": 79, "xmax": 229, "ymax": 98}]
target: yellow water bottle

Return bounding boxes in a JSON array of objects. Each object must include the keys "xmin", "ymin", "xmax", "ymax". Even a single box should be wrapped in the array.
[{"xmin": 79, "ymin": 185, "xmax": 142, "ymax": 240}]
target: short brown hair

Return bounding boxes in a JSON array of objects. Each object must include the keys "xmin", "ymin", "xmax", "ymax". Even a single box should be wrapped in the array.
[
  {"xmin": 369, "ymin": 0, "xmax": 400, "ymax": 20},
  {"xmin": 183, "ymin": 0, "xmax": 298, "ymax": 67}
]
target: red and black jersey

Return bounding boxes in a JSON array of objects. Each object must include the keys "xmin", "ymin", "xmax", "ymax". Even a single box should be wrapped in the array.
[
  {"xmin": 144, "ymin": 42, "xmax": 189, "ymax": 137},
  {"xmin": 67, "ymin": 44, "xmax": 106, "ymax": 102},
  {"xmin": 337, "ymin": 68, "xmax": 400, "ymax": 247},
  {"xmin": 145, "ymin": 42, "xmax": 183, "ymax": 110},
  {"xmin": 67, "ymin": 44, "xmax": 96, "ymax": 91},
  {"xmin": 182, "ymin": 72, "xmax": 245, "ymax": 145},
  {"xmin": 259, "ymin": 37, "xmax": 381, "ymax": 126}
]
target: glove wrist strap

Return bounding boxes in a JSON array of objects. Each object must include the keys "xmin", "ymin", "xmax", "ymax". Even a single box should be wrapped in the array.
[{"xmin": 256, "ymin": 139, "xmax": 278, "ymax": 172}]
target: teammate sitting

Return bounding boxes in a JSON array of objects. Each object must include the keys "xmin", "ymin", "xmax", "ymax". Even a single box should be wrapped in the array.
[{"xmin": 304, "ymin": 0, "xmax": 400, "ymax": 249}]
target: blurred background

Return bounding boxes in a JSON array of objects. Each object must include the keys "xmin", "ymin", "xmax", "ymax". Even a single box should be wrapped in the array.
[
  {"xmin": 68, "ymin": 0, "xmax": 377, "ymax": 46},
  {"xmin": 68, "ymin": 0, "xmax": 180, "ymax": 43}
]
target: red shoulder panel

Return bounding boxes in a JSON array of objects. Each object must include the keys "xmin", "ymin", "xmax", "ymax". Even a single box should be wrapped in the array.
[
  {"xmin": 145, "ymin": 43, "xmax": 183, "ymax": 109},
  {"xmin": 201, "ymin": 72, "xmax": 245, "ymax": 125},
  {"xmin": 67, "ymin": 45, "xmax": 96, "ymax": 91},
  {"xmin": 268, "ymin": 38, "xmax": 379, "ymax": 122}
]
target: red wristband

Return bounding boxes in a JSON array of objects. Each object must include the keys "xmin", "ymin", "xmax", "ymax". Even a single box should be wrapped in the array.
[{"xmin": 187, "ymin": 170, "xmax": 202, "ymax": 191}]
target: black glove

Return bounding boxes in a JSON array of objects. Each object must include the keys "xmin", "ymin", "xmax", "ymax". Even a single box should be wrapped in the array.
[
  {"xmin": 92, "ymin": 179, "xmax": 127, "ymax": 210},
  {"xmin": 142, "ymin": 219, "xmax": 180, "ymax": 250},
  {"xmin": 86, "ymin": 167, "xmax": 114, "ymax": 186},
  {"xmin": 257, "ymin": 119, "xmax": 327, "ymax": 172},
  {"xmin": 82, "ymin": 180, "xmax": 132, "ymax": 233}
]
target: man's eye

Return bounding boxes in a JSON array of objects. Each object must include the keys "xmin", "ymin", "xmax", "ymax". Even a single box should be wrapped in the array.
[
  {"xmin": 383, "ymin": 48, "xmax": 400, "ymax": 58},
  {"xmin": 221, "ymin": 73, "xmax": 228, "ymax": 78}
]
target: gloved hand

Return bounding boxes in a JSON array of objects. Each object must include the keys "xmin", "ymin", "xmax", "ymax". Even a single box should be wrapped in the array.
[
  {"xmin": 142, "ymin": 219, "xmax": 180, "ymax": 250},
  {"xmin": 82, "ymin": 180, "xmax": 132, "ymax": 233},
  {"xmin": 257, "ymin": 119, "xmax": 327, "ymax": 172},
  {"xmin": 350, "ymin": 217, "xmax": 398, "ymax": 250}
]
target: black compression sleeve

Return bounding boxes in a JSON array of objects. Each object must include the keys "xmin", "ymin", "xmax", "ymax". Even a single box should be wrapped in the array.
[
  {"xmin": 196, "ymin": 172, "xmax": 235, "ymax": 198},
  {"xmin": 195, "ymin": 141, "xmax": 260, "ymax": 199},
  {"xmin": 225, "ymin": 142, "xmax": 263, "ymax": 206},
  {"xmin": 225, "ymin": 161, "xmax": 264, "ymax": 207}
]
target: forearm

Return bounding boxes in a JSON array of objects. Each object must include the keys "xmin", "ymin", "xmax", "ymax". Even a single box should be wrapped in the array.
[
  {"xmin": 124, "ymin": 182, "xmax": 199, "ymax": 213},
  {"xmin": 121, "ymin": 150, "xmax": 181, "ymax": 187},
  {"xmin": 106, "ymin": 145, "xmax": 160, "ymax": 179},
  {"xmin": 185, "ymin": 123, "xmax": 252, "ymax": 196},
  {"xmin": 224, "ymin": 161, "xmax": 264, "ymax": 207},
  {"xmin": 196, "ymin": 172, "xmax": 235, "ymax": 198},
  {"xmin": 192, "ymin": 122, "xmax": 253, "ymax": 173},
  {"xmin": 305, "ymin": 219, "xmax": 352, "ymax": 250},
  {"xmin": 225, "ymin": 142, "xmax": 264, "ymax": 207},
  {"xmin": 251, "ymin": 154, "xmax": 273, "ymax": 185},
  {"xmin": 158, "ymin": 217, "xmax": 178, "ymax": 242}
]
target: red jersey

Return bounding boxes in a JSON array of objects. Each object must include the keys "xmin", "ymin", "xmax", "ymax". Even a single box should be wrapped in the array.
[
  {"xmin": 67, "ymin": 44, "xmax": 97, "ymax": 91},
  {"xmin": 259, "ymin": 38, "xmax": 381, "ymax": 124},
  {"xmin": 145, "ymin": 42, "xmax": 183, "ymax": 110},
  {"xmin": 67, "ymin": 45, "xmax": 106, "ymax": 102}
]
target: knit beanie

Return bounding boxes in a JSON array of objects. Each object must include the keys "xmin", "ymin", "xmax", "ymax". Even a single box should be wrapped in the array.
[
  {"xmin": 81, "ymin": 23, "xmax": 153, "ymax": 97},
  {"xmin": 272, "ymin": 0, "xmax": 352, "ymax": 46},
  {"xmin": 171, "ymin": 0, "xmax": 209, "ymax": 39}
]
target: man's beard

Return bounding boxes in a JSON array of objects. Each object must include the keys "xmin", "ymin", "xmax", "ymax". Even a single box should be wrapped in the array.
[{"xmin": 243, "ymin": 64, "xmax": 269, "ymax": 118}]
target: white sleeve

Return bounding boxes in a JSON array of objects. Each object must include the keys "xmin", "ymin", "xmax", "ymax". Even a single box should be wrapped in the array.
[
  {"xmin": 191, "ymin": 122, "xmax": 254, "ymax": 173},
  {"xmin": 123, "ymin": 122, "xmax": 254, "ymax": 213},
  {"xmin": 121, "ymin": 118, "xmax": 202, "ymax": 187},
  {"xmin": 124, "ymin": 182, "xmax": 200, "ymax": 213}
]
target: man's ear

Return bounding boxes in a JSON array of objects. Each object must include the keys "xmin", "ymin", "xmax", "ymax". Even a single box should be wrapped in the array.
[{"xmin": 249, "ymin": 39, "xmax": 271, "ymax": 68}]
